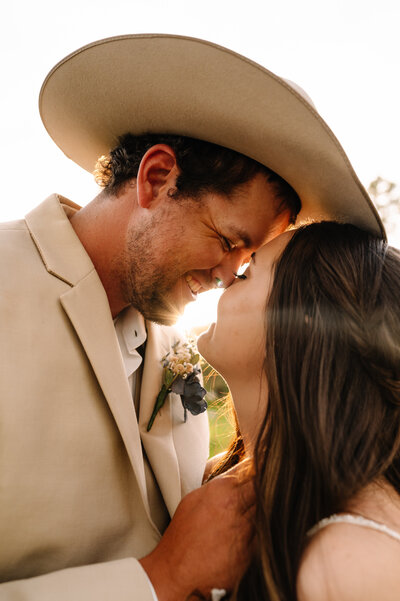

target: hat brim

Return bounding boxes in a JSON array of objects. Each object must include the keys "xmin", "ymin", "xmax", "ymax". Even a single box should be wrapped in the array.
[{"xmin": 39, "ymin": 33, "xmax": 384, "ymax": 237}]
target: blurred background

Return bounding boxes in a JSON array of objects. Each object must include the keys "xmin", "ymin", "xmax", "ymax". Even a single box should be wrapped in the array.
[{"xmin": 1, "ymin": 0, "xmax": 399, "ymax": 455}]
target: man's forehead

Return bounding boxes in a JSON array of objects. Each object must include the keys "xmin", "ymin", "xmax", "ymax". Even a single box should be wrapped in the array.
[{"xmin": 224, "ymin": 208, "xmax": 288, "ymax": 244}]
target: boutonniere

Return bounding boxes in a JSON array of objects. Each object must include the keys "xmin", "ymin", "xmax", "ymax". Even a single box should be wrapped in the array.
[{"xmin": 147, "ymin": 339, "xmax": 207, "ymax": 431}]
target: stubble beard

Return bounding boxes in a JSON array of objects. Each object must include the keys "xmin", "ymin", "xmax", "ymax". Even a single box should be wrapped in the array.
[{"xmin": 114, "ymin": 223, "xmax": 184, "ymax": 326}]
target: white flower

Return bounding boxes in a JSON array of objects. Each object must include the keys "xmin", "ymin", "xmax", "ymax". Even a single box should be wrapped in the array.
[{"xmin": 172, "ymin": 363, "xmax": 186, "ymax": 375}]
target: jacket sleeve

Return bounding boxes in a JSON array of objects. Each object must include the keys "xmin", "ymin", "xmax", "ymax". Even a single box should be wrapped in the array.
[{"xmin": 0, "ymin": 558, "xmax": 155, "ymax": 601}]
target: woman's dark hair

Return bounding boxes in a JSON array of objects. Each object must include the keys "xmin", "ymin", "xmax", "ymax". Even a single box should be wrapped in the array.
[
  {"xmin": 214, "ymin": 222, "xmax": 400, "ymax": 600},
  {"xmin": 94, "ymin": 133, "xmax": 300, "ymax": 223}
]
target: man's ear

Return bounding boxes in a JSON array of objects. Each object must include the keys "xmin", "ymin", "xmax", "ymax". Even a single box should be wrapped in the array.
[{"xmin": 136, "ymin": 144, "xmax": 178, "ymax": 208}]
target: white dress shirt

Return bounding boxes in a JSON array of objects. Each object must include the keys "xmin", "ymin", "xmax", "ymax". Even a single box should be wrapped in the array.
[{"xmin": 114, "ymin": 306, "xmax": 147, "ymax": 403}]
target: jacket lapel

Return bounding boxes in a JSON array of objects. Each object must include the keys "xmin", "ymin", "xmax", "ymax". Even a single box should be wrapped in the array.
[
  {"xmin": 59, "ymin": 275, "xmax": 150, "ymax": 508},
  {"xmin": 138, "ymin": 322, "xmax": 182, "ymax": 517}
]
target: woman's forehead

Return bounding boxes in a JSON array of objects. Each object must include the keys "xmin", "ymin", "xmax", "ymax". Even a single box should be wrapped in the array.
[{"xmin": 256, "ymin": 229, "xmax": 295, "ymax": 264}]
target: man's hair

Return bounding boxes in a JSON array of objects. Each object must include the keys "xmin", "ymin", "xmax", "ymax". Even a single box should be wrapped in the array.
[{"xmin": 94, "ymin": 133, "xmax": 300, "ymax": 224}]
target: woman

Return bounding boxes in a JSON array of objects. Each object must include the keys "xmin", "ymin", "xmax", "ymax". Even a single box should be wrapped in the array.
[{"xmin": 198, "ymin": 221, "xmax": 400, "ymax": 601}]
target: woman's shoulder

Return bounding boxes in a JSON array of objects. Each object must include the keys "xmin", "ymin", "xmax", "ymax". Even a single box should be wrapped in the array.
[{"xmin": 296, "ymin": 516, "xmax": 400, "ymax": 601}]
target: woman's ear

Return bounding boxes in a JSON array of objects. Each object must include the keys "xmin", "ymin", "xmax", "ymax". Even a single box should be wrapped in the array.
[{"xmin": 136, "ymin": 144, "xmax": 178, "ymax": 208}]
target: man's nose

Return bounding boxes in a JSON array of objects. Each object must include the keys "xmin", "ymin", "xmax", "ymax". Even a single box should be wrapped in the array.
[{"xmin": 211, "ymin": 250, "xmax": 249, "ymax": 289}]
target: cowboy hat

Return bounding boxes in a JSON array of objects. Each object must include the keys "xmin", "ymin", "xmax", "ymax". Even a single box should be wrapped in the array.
[{"xmin": 39, "ymin": 34, "xmax": 384, "ymax": 237}]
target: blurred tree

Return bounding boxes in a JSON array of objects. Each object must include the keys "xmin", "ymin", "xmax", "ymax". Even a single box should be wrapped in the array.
[{"xmin": 368, "ymin": 177, "xmax": 400, "ymax": 242}]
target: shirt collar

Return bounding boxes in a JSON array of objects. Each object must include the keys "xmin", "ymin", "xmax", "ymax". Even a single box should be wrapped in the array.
[{"xmin": 114, "ymin": 307, "xmax": 147, "ymax": 378}]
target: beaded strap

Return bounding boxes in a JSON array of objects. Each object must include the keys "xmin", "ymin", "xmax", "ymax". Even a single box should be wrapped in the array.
[{"xmin": 308, "ymin": 513, "xmax": 400, "ymax": 543}]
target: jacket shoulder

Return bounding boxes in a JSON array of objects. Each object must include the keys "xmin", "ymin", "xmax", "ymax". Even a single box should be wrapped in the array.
[{"xmin": 0, "ymin": 217, "xmax": 27, "ymax": 231}]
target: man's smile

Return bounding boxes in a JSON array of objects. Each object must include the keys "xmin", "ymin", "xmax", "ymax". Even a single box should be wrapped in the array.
[{"xmin": 185, "ymin": 274, "xmax": 202, "ymax": 296}]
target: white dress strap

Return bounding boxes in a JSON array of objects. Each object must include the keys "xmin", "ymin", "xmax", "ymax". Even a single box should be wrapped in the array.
[{"xmin": 308, "ymin": 513, "xmax": 400, "ymax": 543}]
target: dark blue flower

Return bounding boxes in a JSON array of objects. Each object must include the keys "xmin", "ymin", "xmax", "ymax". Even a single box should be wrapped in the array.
[{"xmin": 172, "ymin": 368, "xmax": 207, "ymax": 421}]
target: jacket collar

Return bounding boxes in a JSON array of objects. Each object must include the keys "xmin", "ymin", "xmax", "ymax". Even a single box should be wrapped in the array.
[{"xmin": 25, "ymin": 194, "xmax": 93, "ymax": 286}]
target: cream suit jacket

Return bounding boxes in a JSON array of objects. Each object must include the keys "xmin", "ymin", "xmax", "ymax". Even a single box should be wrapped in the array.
[{"xmin": 0, "ymin": 195, "xmax": 209, "ymax": 600}]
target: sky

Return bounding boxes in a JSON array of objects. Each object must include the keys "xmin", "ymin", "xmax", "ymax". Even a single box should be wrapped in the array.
[{"xmin": 1, "ymin": 0, "xmax": 399, "ymax": 327}]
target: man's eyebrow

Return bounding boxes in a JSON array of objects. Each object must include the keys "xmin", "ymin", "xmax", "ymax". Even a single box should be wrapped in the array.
[{"xmin": 228, "ymin": 226, "xmax": 252, "ymax": 248}]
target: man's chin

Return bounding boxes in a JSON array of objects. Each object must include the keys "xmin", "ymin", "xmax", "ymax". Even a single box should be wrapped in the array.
[
  {"xmin": 145, "ymin": 312, "xmax": 179, "ymax": 327},
  {"xmin": 138, "ymin": 300, "xmax": 183, "ymax": 327},
  {"xmin": 131, "ymin": 285, "xmax": 195, "ymax": 326}
]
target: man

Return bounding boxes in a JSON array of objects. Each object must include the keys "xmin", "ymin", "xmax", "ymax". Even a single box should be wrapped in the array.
[
  {"xmin": 0, "ymin": 34, "xmax": 384, "ymax": 600},
  {"xmin": 77, "ymin": 133, "xmax": 300, "ymax": 323}
]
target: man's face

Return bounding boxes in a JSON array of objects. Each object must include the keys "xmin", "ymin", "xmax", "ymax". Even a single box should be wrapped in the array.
[{"xmin": 115, "ymin": 172, "xmax": 292, "ymax": 325}]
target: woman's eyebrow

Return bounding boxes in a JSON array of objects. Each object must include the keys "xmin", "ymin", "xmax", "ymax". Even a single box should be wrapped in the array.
[{"xmin": 251, "ymin": 252, "xmax": 256, "ymax": 263}]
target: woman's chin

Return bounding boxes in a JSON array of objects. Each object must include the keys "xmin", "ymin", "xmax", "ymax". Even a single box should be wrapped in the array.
[
  {"xmin": 197, "ymin": 323, "xmax": 227, "ymax": 377},
  {"xmin": 196, "ymin": 322, "xmax": 215, "ymax": 359}
]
